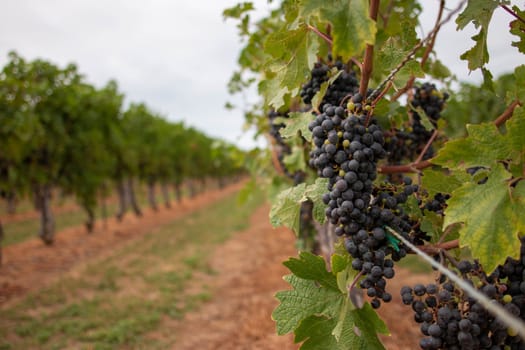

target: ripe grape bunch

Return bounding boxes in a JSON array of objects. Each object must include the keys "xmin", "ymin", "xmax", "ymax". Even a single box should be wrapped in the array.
[
  {"xmin": 300, "ymin": 57, "xmax": 359, "ymax": 110},
  {"xmin": 384, "ymin": 82, "xmax": 449, "ymax": 165},
  {"xmin": 401, "ymin": 239, "xmax": 525, "ymax": 350},
  {"xmin": 308, "ymin": 98, "xmax": 418, "ymax": 308}
]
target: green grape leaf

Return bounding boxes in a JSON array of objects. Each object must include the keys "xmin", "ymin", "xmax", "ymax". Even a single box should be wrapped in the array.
[
  {"xmin": 270, "ymin": 182, "xmax": 307, "ymax": 234},
  {"xmin": 222, "ymin": 2, "xmax": 254, "ymax": 19},
  {"xmin": 273, "ymin": 274, "xmax": 345, "ymax": 335},
  {"xmin": 412, "ymin": 105, "xmax": 434, "ymax": 130},
  {"xmin": 274, "ymin": 251, "xmax": 387, "ymax": 349},
  {"xmin": 259, "ymin": 74, "xmax": 287, "ymax": 110},
  {"xmin": 510, "ymin": 6, "xmax": 525, "ymax": 54},
  {"xmin": 311, "ymin": 70, "xmax": 342, "ymax": 111},
  {"xmin": 421, "ymin": 168, "xmax": 465, "ymax": 196},
  {"xmin": 444, "ymin": 164, "xmax": 525, "ymax": 272},
  {"xmin": 283, "ymin": 252, "xmax": 339, "ymax": 291},
  {"xmin": 456, "ymin": 0, "xmax": 499, "ymax": 71},
  {"xmin": 283, "ymin": 145, "xmax": 307, "ymax": 173},
  {"xmin": 320, "ymin": 0, "xmax": 376, "ymax": 62},
  {"xmin": 298, "ymin": 0, "xmax": 328, "ymax": 17},
  {"xmin": 433, "ymin": 122, "xmax": 511, "ymax": 169},
  {"xmin": 459, "ymin": 30, "xmax": 490, "ymax": 71},
  {"xmin": 305, "ymin": 178, "xmax": 329, "ymax": 224},
  {"xmin": 427, "ymin": 59, "xmax": 452, "ymax": 79},
  {"xmin": 280, "ymin": 111, "xmax": 314, "ymax": 142},
  {"xmin": 294, "ymin": 303, "xmax": 387, "ymax": 350},
  {"xmin": 514, "ymin": 66, "xmax": 525, "ymax": 103},
  {"xmin": 420, "ymin": 210, "xmax": 444, "ymax": 243},
  {"xmin": 263, "ymin": 24, "xmax": 320, "ymax": 108},
  {"xmin": 331, "ymin": 253, "xmax": 350, "ymax": 275},
  {"xmin": 270, "ymin": 179, "xmax": 329, "ymax": 233}
]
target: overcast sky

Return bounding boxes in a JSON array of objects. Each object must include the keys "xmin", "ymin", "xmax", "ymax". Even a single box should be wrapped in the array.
[{"xmin": 0, "ymin": 1, "xmax": 522, "ymax": 149}]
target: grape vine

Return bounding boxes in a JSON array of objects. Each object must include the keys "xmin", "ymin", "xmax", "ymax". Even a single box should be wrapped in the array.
[{"xmin": 225, "ymin": 0, "xmax": 525, "ymax": 349}]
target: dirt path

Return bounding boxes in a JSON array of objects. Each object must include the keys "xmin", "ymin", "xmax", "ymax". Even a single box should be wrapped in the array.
[
  {"xmin": 0, "ymin": 182, "xmax": 245, "ymax": 305},
  {"xmin": 144, "ymin": 205, "xmax": 430, "ymax": 350},
  {"xmin": 145, "ymin": 205, "xmax": 299, "ymax": 350}
]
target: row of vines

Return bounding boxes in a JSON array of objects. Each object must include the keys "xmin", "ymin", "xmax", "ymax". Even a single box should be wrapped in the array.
[
  {"xmin": 0, "ymin": 51, "xmax": 246, "ymax": 258},
  {"xmin": 226, "ymin": 0, "xmax": 525, "ymax": 349}
]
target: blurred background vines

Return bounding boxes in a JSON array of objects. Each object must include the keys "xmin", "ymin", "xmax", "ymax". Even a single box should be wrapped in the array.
[{"xmin": 0, "ymin": 51, "xmax": 247, "ymax": 256}]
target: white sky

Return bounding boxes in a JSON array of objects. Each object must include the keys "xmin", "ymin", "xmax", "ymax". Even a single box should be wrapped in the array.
[{"xmin": 0, "ymin": 1, "xmax": 522, "ymax": 149}]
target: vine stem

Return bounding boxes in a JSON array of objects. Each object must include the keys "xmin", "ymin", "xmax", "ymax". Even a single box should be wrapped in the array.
[
  {"xmin": 391, "ymin": 0, "xmax": 445, "ymax": 101},
  {"xmin": 378, "ymin": 98, "xmax": 522, "ymax": 174},
  {"xmin": 307, "ymin": 24, "xmax": 332, "ymax": 47},
  {"xmin": 494, "ymin": 99, "xmax": 522, "ymax": 127},
  {"xmin": 418, "ymin": 239, "xmax": 459, "ymax": 255},
  {"xmin": 414, "ymin": 129, "xmax": 439, "ymax": 165},
  {"xmin": 500, "ymin": 4, "xmax": 525, "ymax": 25},
  {"xmin": 378, "ymin": 159, "xmax": 431, "ymax": 174},
  {"xmin": 359, "ymin": 0, "xmax": 380, "ymax": 100},
  {"xmin": 370, "ymin": 0, "xmax": 466, "ymax": 101},
  {"xmin": 386, "ymin": 226, "xmax": 525, "ymax": 341}
]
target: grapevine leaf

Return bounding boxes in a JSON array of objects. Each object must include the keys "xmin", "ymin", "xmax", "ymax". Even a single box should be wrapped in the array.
[
  {"xmin": 274, "ymin": 252, "xmax": 387, "ymax": 349},
  {"xmin": 270, "ymin": 182, "xmax": 307, "ymax": 234},
  {"xmin": 444, "ymin": 164, "xmax": 525, "ymax": 272},
  {"xmin": 459, "ymin": 30, "xmax": 490, "ymax": 71},
  {"xmin": 514, "ymin": 66, "xmax": 525, "ymax": 103},
  {"xmin": 270, "ymin": 179, "xmax": 329, "ymax": 233},
  {"xmin": 222, "ymin": 2, "xmax": 254, "ymax": 19},
  {"xmin": 283, "ymin": 145, "xmax": 307, "ymax": 172},
  {"xmin": 294, "ymin": 316, "xmax": 339, "ymax": 349},
  {"xmin": 263, "ymin": 24, "xmax": 320, "ymax": 108},
  {"xmin": 433, "ymin": 122, "xmax": 511, "ymax": 169},
  {"xmin": 311, "ymin": 70, "xmax": 342, "ymax": 111},
  {"xmin": 456, "ymin": 0, "xmax": 499, "ymax": 71},
  {"xmin": 506, "ymin": 106, "xmax": 525, "ymax": 175},
  {"xmin": 280, "ymin": 111, "xmax": 314, "ymax": 142},
  {"xmin": 421, "ymin": 168, "xmax": 465, "ymax": 196},
  {"xmin": 283, "ymin": 252, "xmax": 339, "ymax": 291},
  {"xmin": 331, "ymin": 253, "xmax": 350, "ymax": 275},
  {"xmin": 320, "ymin": 0, "xmax": 376, "ymax": 62},
  {"xmin": 259, "ymin": 75, "xmax": 287, "ymax": 110},
  {"xmin": 427, "ymin": 59, "xmax": 452, "ymax": 79},
  {"xmin": 509, "ymin": 6, "xmax": 525, "ymax": 54},
  {"xmin": 412, "ymin": 106, "xmax": 434, "ymax": 131},
  {"xmin": 294, "ymin": 303, "xmax": 387, "ymax": 350},
  {"xmin": 298, "ymin": 0, "xmax": 328, "ymax": 17},
  {"xmin": 273, "ymin": 274, "xmax": 344, "ymax": 335},
  {"xmin": 305, "ymin": 178, "xmax": 329, "ymax": 224},
  {"xmin": 420, "ymin": 210, "xmax": 444, "ymax": 243}
]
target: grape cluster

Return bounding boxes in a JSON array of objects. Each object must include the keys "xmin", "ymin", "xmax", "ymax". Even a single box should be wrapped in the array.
[
  {"xmin": 423, "ymin": 193, "xmax": 450, "ymax": 215},
  {"xmin": 308, "ymin": 101, "xmax": 417, "ymax": 307},
  {"xmin": 384, "ymin": 82, "xmax": 449, "ymax": 166},
  {"xmin": 300, "ymin": 58, "xmax": 359, "ymax": 109},
  {"xmin": 401, "ymin": 239, "xmax": 525, "ymax": 350}
]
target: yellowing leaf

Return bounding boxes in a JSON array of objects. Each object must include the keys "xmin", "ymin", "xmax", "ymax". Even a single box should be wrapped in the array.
[{"xmin": 444, "ymin": 164, "xmax": 525, "ymax": 272}]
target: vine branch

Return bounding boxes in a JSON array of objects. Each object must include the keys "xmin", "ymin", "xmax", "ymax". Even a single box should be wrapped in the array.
[
  {"xmin": 307, "ymin": 25, "xmax": 332, "ymax": 47},
  {"xmin": 494, "ymin": 99, "xmax": 522, "ymax": 127},
  {"xmin": 500, "ymin": 4, "xmax": 525, "ymax": 25},
  {"xmin": 370, "ymin": 0, "xmax": 466, "ymax": 101},
  {"xmin": 391, "ymin": 0, "xmax": 445, "ymax": 101},
  {"xmin": 414, "ymin": 129, "xmax": 439, "ymax": 165},
  {"xmin": 359, "ymin": 0, "xmax": 380, "ymax": 99},
  {"xmin": 378, "ymin": 159, "xmax": 432, "ymax": 174}
]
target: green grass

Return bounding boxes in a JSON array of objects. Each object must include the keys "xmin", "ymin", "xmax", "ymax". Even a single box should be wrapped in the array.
[{"xmin": 0, "ymin": 186, "xmax": 263, "ymax": 349}]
